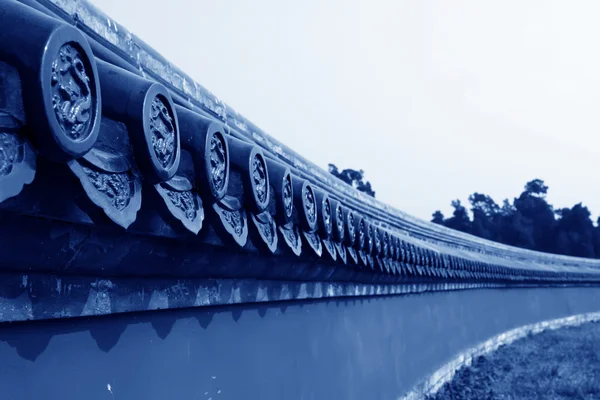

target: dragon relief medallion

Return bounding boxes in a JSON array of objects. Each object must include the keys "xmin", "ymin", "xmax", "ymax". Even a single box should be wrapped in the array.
[
  {"xmin": 283, "ymin": 174, "xmax": 293, "ymax": 218},
  {"xmin": 335, "ymin": 205, "xmax": 344, "ymax": 239},
  {"xmin": 51, "ymin": 43, "xmax": 94, "ymax": 141},
  {"xmin": 252, "ymin": 154, "xmax": 267, "ymax": 205},
  {"xmin": 303, "ymin": 186, "xmax": 316, "ymax": 226},
  {"xmin": 149, "ymin": 95, "xmax": 176, "ymax": 169},
  {"xmin": 383, "ymin": 232, "xmax": 389, "ymax": 256},
  {"xmin": 0, "ymin": 132, "xmax": 22, "ymax": 177},
  {"xmin": 82, "ymin": 165, "xmax": 133, "ymax": 211},
  {"xmin": 323, "ymin": 199, "xmax": 332, "ymax": 236},
  {"xmin": 375, "ymin": 230, "xmax": 381, "ymax": 253},
  {"xmin": 210, "ymin": 133, "xmax": 226, "ymax": 193},
  {"xmin": 347, "ymin": 212, "xmax": 355, "ymax": 242},
  {"xmin": 358, "ymin": 219, "xmax": 365, "ymax": 248}
]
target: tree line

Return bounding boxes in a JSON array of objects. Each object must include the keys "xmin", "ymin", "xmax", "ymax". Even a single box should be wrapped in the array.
[
  {"xmin": 326, "ymin": 165, "xmax": 598, "ymax": 259},
  {"xmin": 328, "ymin": 164, "xmax": 376, "ymax": 197},
  {"xmin": 432, "ymin": 179, "xmax": 600, "ymax": 258}
]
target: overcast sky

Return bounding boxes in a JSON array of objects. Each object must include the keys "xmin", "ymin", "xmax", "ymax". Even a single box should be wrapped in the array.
[{"xmin": 91, "ymin": 0, "xmax": 600, "ymax": 222}]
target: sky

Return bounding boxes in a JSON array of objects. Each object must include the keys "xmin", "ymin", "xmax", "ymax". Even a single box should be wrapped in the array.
[{"xmin": 91, "ymin": 0, "xmax": 600, "ymax": 222}]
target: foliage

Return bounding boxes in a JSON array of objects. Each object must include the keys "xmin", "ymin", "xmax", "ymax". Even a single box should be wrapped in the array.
[
  {"xmin": 432, "ymin": 179, "xmax": 600, "ymax": 258},
  {"xmin": 328, "ymin": 164, "xmax": 375, "ymax": 197}
]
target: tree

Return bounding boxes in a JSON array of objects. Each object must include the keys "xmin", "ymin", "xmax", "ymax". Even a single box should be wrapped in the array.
[
  {"xmin": 356, "ymin": 180, "xmax": 376, "ymax": 197},
  {"xmin": 432, "ymin": 178, "xmax": 599, "ymax": 259},
  {"xmin": 553, "ymin": 203, "xmax": 595, "ymax": 258},
  {"xmin": 491, "ymin": 198, "xmax": 535, "ymax": 249},
  {"xmin": 431, "ymin": 211, "xmax": 445, "ymax": 225},
  {"xmin": 524, "ymin": 179, "xmax": 548, "ymax": 197},
  {"xmin": 443, "ymin": 200, "xmax": 472, "ymax": 234},
  {"xmin": 496, "ymin": 207, "xmax": 535, "ymax": 249},
  {"xmin": 328, "ymin": 163, "xmax": 376, "ymax": 197},
  {"xmin": 469, "ymin": 193, "xmax": 500, "ymax": 241},
  {"xmin": 469, "ymin": 193, "xmax": 500, "ymax": 217},
  {"xmin": 513, "ymin": 179, "xmax": 556, "ymax": 253},
  {"xmin": 592, "ymin": 217, "xmax": 600, "ymax": 258}
]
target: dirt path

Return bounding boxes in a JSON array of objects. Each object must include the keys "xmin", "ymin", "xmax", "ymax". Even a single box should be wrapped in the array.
[{"xmin": 427, "ymin": 321, "xmax": 600, "ymax": 400}]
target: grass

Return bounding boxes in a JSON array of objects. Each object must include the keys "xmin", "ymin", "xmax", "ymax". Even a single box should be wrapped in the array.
[{"xmin": 427, "ymin": 321, "xmax": 600, "ymax": 400}]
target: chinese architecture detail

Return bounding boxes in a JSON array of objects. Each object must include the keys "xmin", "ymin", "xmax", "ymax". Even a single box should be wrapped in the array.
[
  {"xmin": 252, "ymin": 154, "xmax": 267, "ymax": 205},
  {"xmin": 0, "ymin": 131, "xmax": 20, "ymax": 177},
  {"xmin": 51, "ymin": 44, "xmax": 94, "ymax": 141},
  {"xmin": 304, "ymin": 185, "xmax": 317, "ymax": 226},
  {"xmin": 210, "ymin": 133, "xmax": 227, "ymax": 193},
  {"xmin": 165, "ymin": 188, "xmax": 198, "ymax": 221},
  {"xmin": 283, "ymin": 173, "xmax": 293, "ymax": 218},
  {"xmin": 149, "ymin": 95, "xmax": 176, "ymax": 169},
  {"xmin": 82, "ymin": 165, "xmax": 134, "ymax": 211}
]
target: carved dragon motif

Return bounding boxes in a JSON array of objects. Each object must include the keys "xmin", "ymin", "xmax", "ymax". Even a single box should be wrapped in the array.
[
  {"xmin": 165, "ymin": 189, "xmax": 197, "ymax": 221},
  {"xmin": 51, "ymin": 44, "xmax": 93, "ymax": 140},
  {"xmin": 347, "ymin": 212, "xmax": 355, "ymax": 242},
  {"xmin": 252, "ymin": 211, "xmax": 277, "ymax": 252},
  {"xmin": 281, "ymin": 224, "xmax": 300, "ymax": 250},
  {"xmin": 0, "ymin": 131, "xmax": 20, "ymax": 177},
  {"xmin": 283, "ymin": 174, "xmax": 293, "ymax": 218},
  {"xmin": 303, "ymin": 185, "xmax": 316, "ymax": 225},
  {"xmin": 210, "ymin": 133, "xmax": 226, "ymax": 193},
  {"xmin": 303, "ymin": 230, "xmax": 322, "ymax": 256},
  {"xmin": 220, "ymin": 208, "xmax": 244, "ymax": 237},
  {"xmin": 149, "ymin": 95, "xmax": 176, "ymax": 168},
  {"xmin": 252, "ymin": 154, "xmax": 267, "ymax": 204},
  {"xmin": 358, "ymin": 219, "xmax": 365, "ymax": 249},
  {"xmin": 82, "ymin": 165, "xmax": 133, "ymax": 211},
  {"xmin": 323, "ymin": 198, "xmax": 332, "ymax": 236},
  {"xmin": 335, "ymin": 205, "xmax": 344, "ymax": 238}
]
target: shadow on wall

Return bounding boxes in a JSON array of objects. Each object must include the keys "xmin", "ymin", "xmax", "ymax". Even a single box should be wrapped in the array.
[{"xmin": 0, "ymin": 294, "xmax": 376, "ymax": 361}]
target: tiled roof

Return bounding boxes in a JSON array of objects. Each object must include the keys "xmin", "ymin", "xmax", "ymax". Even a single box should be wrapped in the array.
[{"xmin": 0, "ymin": 0, "xmax": 598, "ymax": 322}]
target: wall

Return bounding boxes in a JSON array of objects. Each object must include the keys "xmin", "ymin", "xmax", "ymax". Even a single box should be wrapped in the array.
[{"xmin": 1, "ymin": 286, "xmax": 599, "ymax": 400}]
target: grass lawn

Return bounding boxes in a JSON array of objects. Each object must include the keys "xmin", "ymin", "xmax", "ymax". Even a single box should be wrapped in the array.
[{"xmin": 427, "ymin": 320, "xmax": 600, "ymax": 400}]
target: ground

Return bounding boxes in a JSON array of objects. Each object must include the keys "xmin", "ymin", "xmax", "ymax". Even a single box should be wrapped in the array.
[{"xmin": 427, "ymin": 321, "xmax": 600, "ymax": 400}]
